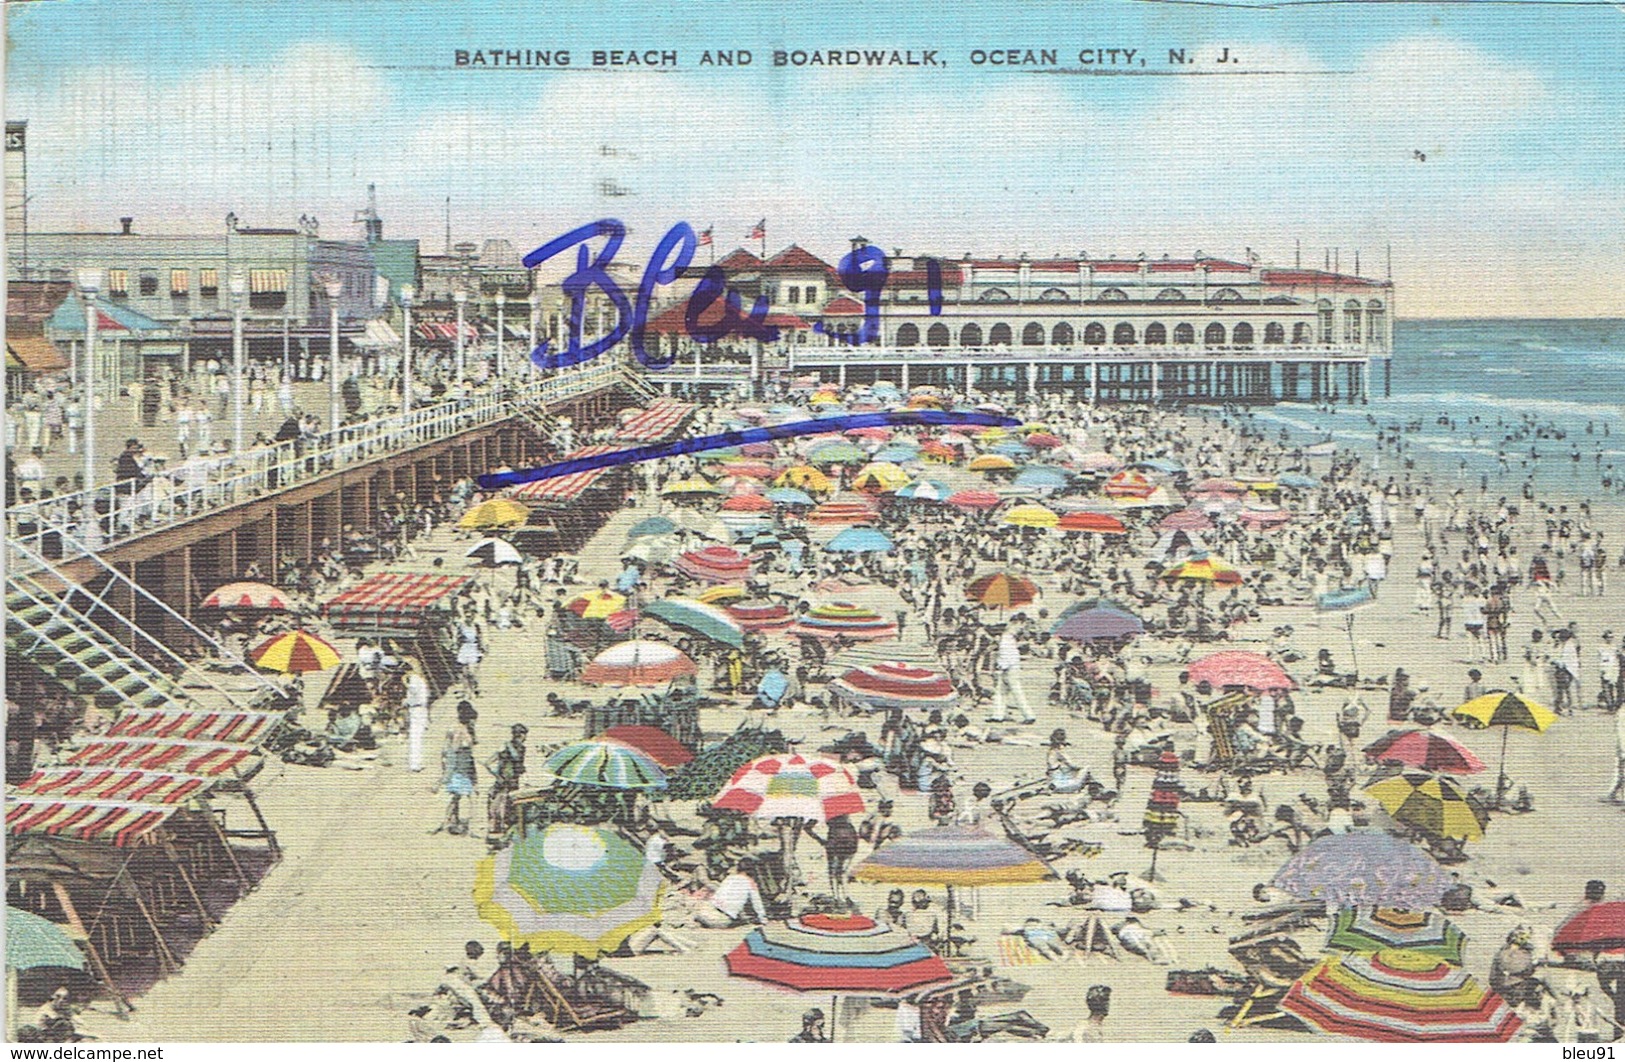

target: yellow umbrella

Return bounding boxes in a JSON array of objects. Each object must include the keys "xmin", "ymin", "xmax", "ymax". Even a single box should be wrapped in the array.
[
  {"xmin": 696, "ymin": 585, "xmax": 748, "ymax": 605},
  {"xmin": 776, "ymin": 465, "xmax": 834, "ymax": 492},
  {"xmin": 457, "ymin": 498, "xmax": 530, "ymax": 530},
  {"xmin": 567, "ymin": 588, "xmax": 629, "ymax": 620},
  {"xmin": 249, "ymin": 630, "xmax": 341, "ymax": 674},
  {"xmin": 1453, "ymin": 691, "xmax": 1558, "ymax": 796},
  {"xmin": 852, "ymin": 462, "xmax": 910, "ymax": 492},
  {"xmin": 661, "ymin": 477, "xmax": 720, "ymax": 496},
  {"xmin": 810, "ymin": 390, "xmax": 841, "ymax": 405},
  {"xmin": 967, "ymin": 454, "xmax": 1016, "ymax": 472},
  {"xmin": 976, "ymin": 426, "xmax": 1010, "ymax": 441},
  {"xmin": 1365, "ymin": 771, "xmax": 1487, "ymax": 842},
  {"xmin": 1002, "ymin": 504, "xmax": 1060, "ymax": 529}
]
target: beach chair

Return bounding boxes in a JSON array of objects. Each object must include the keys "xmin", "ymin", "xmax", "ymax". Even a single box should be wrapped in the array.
[{"xmin": 1225, "ymin": 936, "xmax": 1314, "ymax": 1029}]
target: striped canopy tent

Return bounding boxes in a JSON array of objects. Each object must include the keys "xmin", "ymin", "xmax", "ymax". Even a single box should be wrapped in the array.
[
  {"xmin": 805, "ymin": 500, "xmax": 877, "ymax": 526},
  {"xmin": 200, "ymin": 581, "xmax": 293, "ymax": 611},
  {"xmin": 725, "ymin": 600, "xmax": 796, "ymax": 634},
  {"xmin": 105, "ymin": 707, "xmax": 278, "ymax": 745},
  {"xmin": 580, "ymin": 641, "xmax": 697, "ymax": 687},
  {"xmin": 249, "ymin": 630, "xmax": 340, "ymax": 674},
  {"xmin": 725, "ymin": 913, "xmax": 952, "ymax": 997},
  {"xmin": 1281, "ymin": 949, "xmax": 1521, "ymax": 1043},
  {"xmin": 543, "ymin": 739, "xmax": 668, "ymax": 790},
  {"xmin": 473, "ymin": 824, "xmax": 663, "ymax": 958},
  {"xmin": 829, "ymin": 661, "xmax": 958, "ymax": 712},
  {"xmin": 674, "ymin": 546, "xmax": 753, "ymax": 583},
  {"xmin": 1326, "ymin": 907, "xmax": 1467, "ymax": 965},
  {"xmin": 1273, "ymin": 832, "xmax": 1452, "ymax": 910},
  {"xmin": 711, "ymin": 753, "xmax": 866, "ymax": 823},
  {"xmin": 792, "ymin": 602, "xmax": 899, "ymax": 642}
]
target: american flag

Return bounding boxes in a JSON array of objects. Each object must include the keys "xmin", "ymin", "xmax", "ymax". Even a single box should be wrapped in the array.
[
  {"xmin": 748, "ymin": 218, "xmax": 766, "ymax": 240},
  {"xmin": 697, "ymin": 227, "xmax": 713, "ymax": 247}
]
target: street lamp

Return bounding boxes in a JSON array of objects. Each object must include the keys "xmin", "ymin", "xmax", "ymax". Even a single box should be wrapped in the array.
[
  {"xmin": 320, "ymin": 273, "xmax": 343, "ymax": 434},
  {"xmin": 400, "ymin": 285, "xmax": 415, "ymax": 415},
  {"xmin": 494, "ymin": 289, "xmax": 506, "ymax": 384},
  {"xmin": 452, "ymin": 287, "xmax": 468, "ymax": 385},
  {"xmin": 229, "ymin": 272, "xmax": 247, "ymax": 453},
  {"xmin": 75, "ymin": 268, "xmax": 103, "ymax": 491}
]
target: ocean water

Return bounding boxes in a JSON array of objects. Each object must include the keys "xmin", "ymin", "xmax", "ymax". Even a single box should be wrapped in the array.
[{"xmin": 1236, "ymin": 318, "xmax": 1625, "ymax": 499}]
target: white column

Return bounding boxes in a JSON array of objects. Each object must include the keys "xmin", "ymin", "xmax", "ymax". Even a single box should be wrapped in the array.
[
  {"xmin": 77, "ymin": 270, "xmax": 103, "ymax": 490},
  {"xmin": 1089, "ymin": 361, "xmax": 1098, "ymax": 407},
  {"xmin": 321, "ymin": 274, "xmax": 343, "ymax": 434},
  {"xmin": 1151, "ymin": 360, "xmax": 1160, "ymax": 405},
  {"xmin": 229, "ymin": 272, "xmax": 247, "ymax": 453},
  {"xmin": 494, "ymin": 290, "xmax": 507, "ymax": 382},
  {"xmin": 900, "ymin": 362, "xmax": 910, "ymax": 392},
  {"xmin": 453, "ymin": 288, "xmax": 468, "ymax": 384},
  {"xmin": 400, "ymin": 286, "xmax": 415, "ymax": 414}
]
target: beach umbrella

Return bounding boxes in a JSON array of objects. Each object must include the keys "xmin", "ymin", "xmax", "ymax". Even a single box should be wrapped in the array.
[
  {"xmin": 1188, "ymin": 650, "xmax": 1294, "ymax": 691},
  {"xmin": 741, "ymin": 441, "xmax": 779, "ymax": 458},
  {"xmin": 696, "ymin": 584, "xmax": 748, "ymax": 605},
  {"xmin": 712, "ymin": 752, "xmax": 865, "ymax": 823},
  {"xmin": 1025, "ymin": 432, "xmax": 1063, "ymax": 449},
  {"xmin": 976, "ymin": 426, "xmax": 1009, "ymax": 442},
  {"xmin": 1162, "ymin": 552, "xmax": 1242, "ymax": 584},
  {"xmin": 250, "ymin": 629, "xmax": 340, "ymax": 674},
  {"xmin": 1272, "ymin": 832, "xmax": 1452, "ymax": 910},
  {"xmin": 830, "ymin": 661, "xmax": 958, "ymax": 712},
  {"xmin": 807, "ymin": 441, "xmax": 867, "ymax": 465},
  {"xmin": 200, "ymin": 581, "xmax": 293, "ymax": 611},
  {"xmin": 1054, "ymin": 604, "xmax": 1144, "ymax": 642},
  {"xmin": 465, "ymin": 537, "xmax": 523, "ymax": 566},
  {"xmin": 566, "ymin": 588, "xmax": 629, "ymax": 620},
  {"xmin": 1552, "ymin": 902, "xmax": 1625, "ymax": 959},
  {"xmin": 895, "ymin": 479, "xmax": 950, "ymax": 502},
  {"xmin": 1078, "ymin": 451, "xmax": 1119, "ymax": 472},
  {"xmin": 714, "ymin": 460, "xmax": 776, "ymax": 481},
  {"xmin": 989, "ymin": 439, "xmax": 1031, "ymax": 457},
  {"xmin": 1057, "ymin": 511, "xmax": 1128, "ymax": 535},
  {"xmin": 457, "ymin": 497, "xmax": 530, "ymax": 530},
  {"xmin": 1452, "ymin": 691, "xmax": 1557, "ymax": 795},
  {"xmin": 661, "ymin": 477, "xmax": 721, "ymax": 496},
  {"xmin": 720, "ymin": 493, "xmax": 773, "ymax": 513},
  {"xmin": 643, "ymin": 597, "xmax": 746, "ymax": 649},
  {"xmin": 580, "ymin": 640, "xmax": 697, "ymax": 687},
  {"xmin": 473, "ymin": 823, "xmax": 663, "ymax": 958},
  {"xmin": 946, "ymin": 489, "xmax": 1002, "ymax": 511},
  {"xmin": 920, "ymin": 440, "xmax": 961, "ymax": 462},
  {"xmin": 1160, "ymin": 508, "xmax": 1215, "ymax": 532},
  {"xmin": 1012, "ymin": 466, "xmax": 1072, "ymax": 491},
  {"xmin": 1104, "ymin": 469, "xmax": 1155, "ymax": 498},
  {"xmin": 1193, "ymin": 477, "xmax": 1246, "ymax": 496},
  {"xmin": 851, "ymin": 462, "xmax": 910, "ymax": 492},
  {"xmin": 824, "ymin": 527, "xmax": 895, "ymax": 554},
  {"xmin": 626, "ymin": 515, "xmax": 678, "ymax": 539},
  {"xmin": 725, "ymin": 600, "xmax": 795, "ymax": 634},
  {"xmin": 1142, "ymin": 748, "xmax": 1183, "ymax": 880},
  {"xmin": 675, "ymin": 545, "xmax": 753, "ymax": 583},
  {"xmin": 1364, "ymin": 771, "xmax": 1488, "ymax": 843},
  {"xmin": 598, "ymin": 725, "xmax": 695, "ymax": 769},
  {"xmin": 1277, "ymin": 472, "xmax": 1320, "ymax": 489},
  {"xmin": 793, "ymin": 602, "xmax": 898, "ymax": 642},
  {"xmin": 622, "ymin": 534, "xmax": 680, "ymax": 565},
  {"xmin": 872, "ymin": 444, "xmax": 920, "ymax": 464},
  {"xmin": 966, "ymin": 572, "xmax": 1040, "ymax": 609},
  {"xmin": 5, "ymin": 908, "xmax": 85, "ymax": 972},
  {"xmin": 543, "ymin": 739, "xmax": 667, "ymax": 789},
  {"xmin": 1363, "ymin": 730, "xmax": 1485, "ymax": 775},
  {"xmin": 726, "ymin": 913, "xmax": 953, "ymax": 998},
  {"xmin": 845, "ymin": 426, "xmax": 893, "ymax": 441},
  {"xmin": 1002, "ymin": 503, "xmax": 1060, "ymax": 529},
  {"xmin": 1280, "ymin": 949, "xmax": 1521, "ymax": 1043},
  {"xmin": 1326, "ymin": 908, "xmax": 1467, "ymax": 964},
  {"xmin": 765, "ymin": 487, "xmax": 816, "ymax": 507},
  {"xmin": 806, "ymin": 501, "xmax": 877, "ymax": 526},
  {"xmin": 1137, "ymin": 457, "xmax": 1186, "ymax": 474},
  {"xmin": 967, "ymin": 454, "xmax": 1016, "ymax": 472},
  {"xmin": 776, "ymin": 465, "xmax": 834, "ymax": 492}
]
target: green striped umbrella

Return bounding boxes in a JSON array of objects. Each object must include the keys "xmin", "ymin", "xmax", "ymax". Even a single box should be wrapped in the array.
[
  {"xmin": 543, "ymin": 739, "xmax": 668, "ymax": 790},
  {"xmin": 642, "ymin": 597, "xmax": 746, "ymax": 649},
  {"xmin": 6, "ymin": 909, "xmax": 85, "ymax": 971}
]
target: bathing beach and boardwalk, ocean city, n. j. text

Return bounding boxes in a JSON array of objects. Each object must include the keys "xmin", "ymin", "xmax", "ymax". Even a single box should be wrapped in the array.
[{"xmin": 5, "ymin": 0, "xmax": 1625, "ymax": 1051}]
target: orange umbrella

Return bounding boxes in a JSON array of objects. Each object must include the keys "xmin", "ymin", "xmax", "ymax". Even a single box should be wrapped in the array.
[{"xmin": 966, "ymin": 572, "xmax": 1040, "ymax": 608}]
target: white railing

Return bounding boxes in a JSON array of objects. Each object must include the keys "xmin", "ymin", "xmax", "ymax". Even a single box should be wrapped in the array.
[
  {"xmin": 5, "ymin": 360, "xmax": 626, "ymax": 567},
  {"xmin": 783, "ymin": 343, "xmax": 1379, "ymax": 363}
]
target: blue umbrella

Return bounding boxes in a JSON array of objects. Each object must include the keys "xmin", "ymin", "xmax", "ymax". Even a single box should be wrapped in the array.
[
  {"xmin": 766, "ymin": 487, "xmax": 816, "ymax": 507},
  {"xmin": 1137, "ymin": 458, "xmax": 1186, "ymax": 474},
  {"xmin": 1054, "ymin": 606, "xmax": 1145, "ymax": 641},
  {"xmin": 627, "ymin": 516, "xmax": 678, "ymax": 539},
  {"xmin": 990, "ymin": 440, "xmax": 1032, "ymax": 457},
  {"xmin": 1013, "ymin": 466, "xmax": 1073, "ymax": 490},
  {"xmin": 824, "ymin": 527, "xmax": 896, "ymax": 554},
  {"xmin": 872, "ymin": 444, "xmax": 920, "ymax": 464},
  {"xmin": 896, "ymin": 479, "xmax": 950, "ymax": 501},
  {"xmin": 1278, "ymin": 472, "xmax": 1320, "ymax": 489},
  {"xmin": 727, "ymin": 519, "xmax": 773, "ymax": 541}
]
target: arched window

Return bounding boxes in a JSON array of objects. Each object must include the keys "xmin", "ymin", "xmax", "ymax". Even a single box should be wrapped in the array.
[
  {"xmin": 959, "ymin": 323, "xmax": 983, "ymax": 348},
  {"xmin": 1293, "ymin": 322, "xmax": 1312, "ymax": 344},
  {"xmin": 1083, "ymin": 322, "xmax": 1106, "ymax": 346},
  {"xmin": 1263, "ymin": 322, "xmax": 1285, "ymax": 344},
  {"xmin": 1204, "ymin": 322, "xmax": 1226, "ymax": 346},
  {"xmin": 1022, "ymin": 322, "xmax": 1046, "ymax": 346},
  {"xmin": 1097, "ymin": 288, "xmax": 1129, "ymax": 302},
  {"xmin": 1144, "ymin": 322, "xmax": 1167, "ymax": 345},
  {"xmin": 896, "ymin": 323, "xmax": 920, "ymax": 347},
  {"xmin": 1052, "ymin": 322, "xmax": 1074, "ymax": 346},
  {"xmin": 927, "ymin": 323, "xmax": 950, "ymax": 349},
  {"xmin": 1173, "ymin": 323, "xmax": 1195, "ymax": 345},
  {"xmin": 989, "ymin": 322, "xmax": 1012, "ymax": 347},
  {"xmin": 1366, "ymin": 300, "xmax": 1386, "ymax": 349},
  {"xmin": 1113, "ymin": 322, "xmax": 1136, "ymax": 345},
  {"xmin": 1038, "ymin": 288, "xmax": 1072, "ymax": 302},
  {"xmin": 1232, "ymin": 322, "xmax": 1255, "ymax": 346},
  {"xmin": 1154, "ymin": 288, "xmax": 1186, "ymax": 302},
  {"xmin": 979, "ymin": 288, "xmax": 1012, "ymax": 303},
  {"xmin": 1209, "ymin": 287, "xmax": 1243, "ymax": 304},
  {"xmin": 1317, "ymin": 299, "xmax": 1334, "ymax": 343},
  {"xmin": 1343, "ymin": 299, "xmax": 1362, "ymax": 343}
]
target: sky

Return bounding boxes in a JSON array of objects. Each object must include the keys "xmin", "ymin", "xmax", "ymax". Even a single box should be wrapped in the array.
[{"xmin": 6, "ymin": 0, "xmax": 1625, "ymax": 317}]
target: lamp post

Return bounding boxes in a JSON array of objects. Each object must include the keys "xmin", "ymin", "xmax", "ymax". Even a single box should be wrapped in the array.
[
  {"xmin": 400, "ymin": 285, "xmax": 415, "ymax": 415},
  {"xmin": 229, "ymin": 271, "xmax": 247, "ymax": 454},
  {"xmin": 76, "ymin": 269, "xmax": 103, "ymax": 490},
  {"xmin": 321, "ymin": 273, "xmax": 343, "ymax": 433},
  {"xmin": 528, "ymin": 292, "xmax": 540, "ymax": 364},
  {"xmin": 453, "ymin": 287, "xmax": 468, "ymax": 385},
  {"xmin": 494, "ymin": 289, "xmax": 506, "ymax": 384}
]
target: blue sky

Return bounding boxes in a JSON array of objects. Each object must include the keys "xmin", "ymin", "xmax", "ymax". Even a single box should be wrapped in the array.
[{"xmin": 7, "ymin": 0, "xmax": 1625, "ymax": 315}]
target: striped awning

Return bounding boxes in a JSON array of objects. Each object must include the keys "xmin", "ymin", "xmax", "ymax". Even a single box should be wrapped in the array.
[
  {"xmin": 5, "ymin": 798, "xmax": 181, "ymax": 847},
  {"xmin": 323, "ymin": 571, "xmax": 472, "ymax": 633},
  {"xmin": 617, "ymin": 399, "xmax": 695, "ymax": 442},
  {"xmin": 248, "ymin": 269, "xmax": 288, "ymax": 294},
  {"xmin": 12, "ymin": 768, "xmax": 211, "ymax": 806},
  {"xmin": 6, "ymin": 335, "xmax": 68, "ymax": 373},
  {"xmin": 64, "ymin": 739, "xmax": 255, "ymax": 777},
  {"xmin": 106, "ymin": 708, "xmax": 278, "ymax": 746},
  {"xmin": 511, "ymin": 444, "xmax": 625, "ymax": 502}
]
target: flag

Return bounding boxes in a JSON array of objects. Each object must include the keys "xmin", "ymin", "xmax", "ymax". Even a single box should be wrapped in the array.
[
  {"xmin": 748, "ymin": 218, "xmax": 766, "ymax": 240},
  {"xmin": 697, "ymin": 227, "xmax": 713, "ymax": 247}
]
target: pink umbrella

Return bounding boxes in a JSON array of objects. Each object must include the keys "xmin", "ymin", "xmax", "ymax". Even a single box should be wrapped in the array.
[
  {"xmin": 946, "ymin": 490, "xmax": 1002, "ymax": 511},
  {"xmin": 1189, "ymin": 650, "xmax": 1296, "ymax": 691},
  {"xmin": 1159, "ymin": 508, "xmax": 1214, "ymax": 532}
]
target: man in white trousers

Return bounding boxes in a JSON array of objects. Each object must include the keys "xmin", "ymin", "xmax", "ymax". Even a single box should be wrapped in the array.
[{"xmin": 988, "ymin": 624, "xmax": 1036, "ymax": 724}]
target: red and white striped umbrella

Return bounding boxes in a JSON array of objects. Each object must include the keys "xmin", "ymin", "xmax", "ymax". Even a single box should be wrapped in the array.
[{"xmin": 712, "ymin": 753, "xmax": 866, "ymax": 823}]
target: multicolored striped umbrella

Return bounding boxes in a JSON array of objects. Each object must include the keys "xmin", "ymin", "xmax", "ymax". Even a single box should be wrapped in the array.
[
  {"xmin": 830, "ymin": 661, "xmax": 959, "ymax": 712},
  {"xmin": 1326, "ymin": 908, "xmax": 1467, "ymax": 964},
  {"xmin": 1364, "ymin": 771, "xmax": 1488, "ymax": 842},
  {"xmin": 965, "ymin": 572, "xmax": 1040, "ymax": 608},
  {"xmin": 642, "ymin": 597, "xmax": 746, "ymax": 649},
  {"xmin": 543, "ymin": 739, "xmax": 668, "ymax": 789},
  {"xmin": 725, "ymin": 913, "xmax": 952, "ymax": 995},
  {"xmin": 598, "ymin": 726, "xmax": 694, "ymax": 770},
  {"xmin": 6, "ymin": 908, "xmax": 85, "ymax": 971},
  {"xmin": 1273, "ymin": 832, "xmax": 1452, "ymax": 910},
  {"xmin": 1104, "ymin": 469, "xmax": 1156, "ymax": 498},
  {"xmin": 1162, "ymin": 552, "xmax": 1243, "ymax": 584},
  {"xmin": 200, "ymin": 581, "xmax": 293, "ymax": 611},
  {"xmin": 674, "ymin": 545, "xmax": 753, "ymax": 583},
  {"xmin": 566, "ymin": 588, "xmax": 629, "ymax": 620},
  {"xmin": 473, "ymin": 824, "xmax": 663, "ymax": 957},
  {"xmin": 1363, "ymin": 730, "xmax": 1485, "ymax": 775},
  {"xmin": 852, "ymin": 825, "xmax": 1053, "ymax": 887},
  {"xmin": 1143, "ymin": 749, "xmax": 1183, "ymax": 846},
  {"xmin": 249, "ymin": 629, "xmax": 341, "ymax": 673},
  {"xmin": 792, "ymin": 602, "xmax": 898, "ymax": 642},
  {"xmin": 805, "ymin": 500, "xmax": 877, "ymax": 525},
  {"xmin": 580, "ymin": 640, "xmax": 698, "ymax": 687},
  {"xmin": 711, "ymin": 752, "xmax": 866, "ymax": 823},
  {"xmin": 1281, "ymin": 949, "xmax": 1521, "ymax": 1043},
  {"xmin": 726, "ymin": 600, "xmax": 796, "ymax": 634}
]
